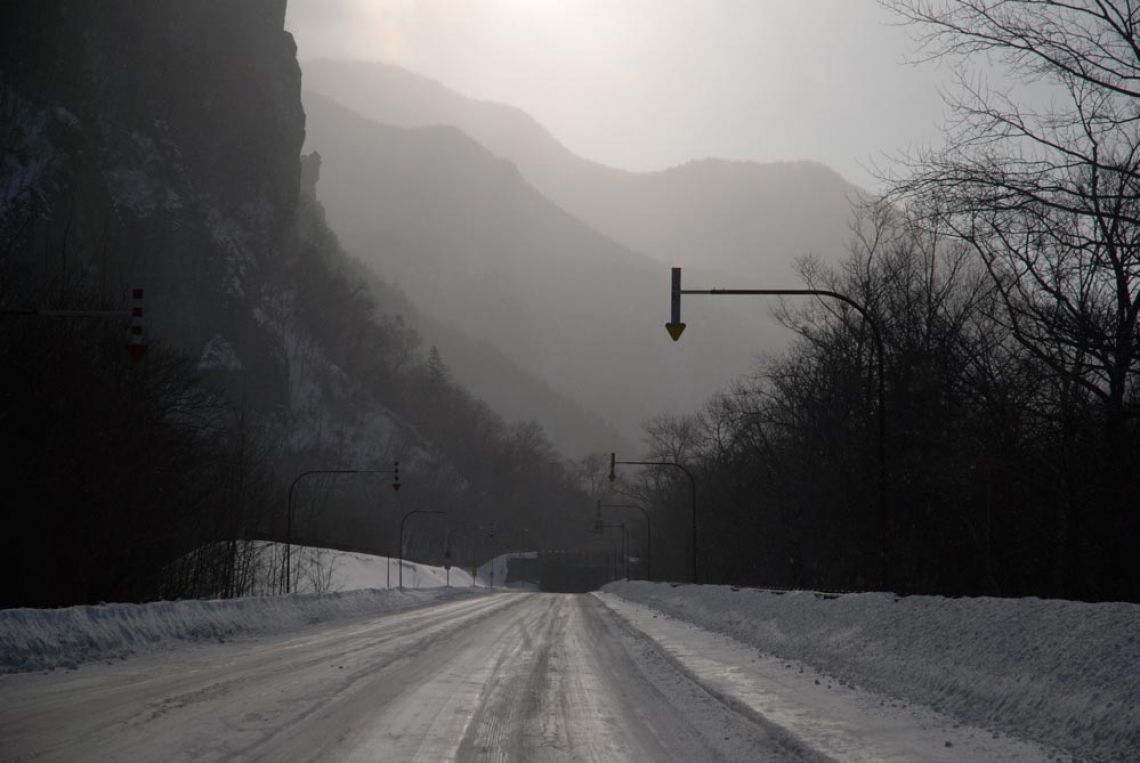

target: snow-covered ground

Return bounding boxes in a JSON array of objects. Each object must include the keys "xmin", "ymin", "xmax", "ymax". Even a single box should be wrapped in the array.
[
  {"xmin": 2, "ymin": 595, "xmax": 810, "ymax": 762},
  {"xmin": 602, "ymin": 581, "xmax": 1140, "ymax": 762},
  {"xmin": 286, "ymin": 543, "xmax": 536, "ymax": 593},
  {"xmin": 0, "ymin": 548, "xmax": 536, "ymax": 674},
  {"xmin": 0, "ymin": 585, "xmax": 483, "ymax": 675},
  {"xmin": 287, "ymin": 545, "xmax": 475, "ymax": 592},
  {"xmin": 5, "ymin": 564, "xmax": 1136, "ymax": 760}
]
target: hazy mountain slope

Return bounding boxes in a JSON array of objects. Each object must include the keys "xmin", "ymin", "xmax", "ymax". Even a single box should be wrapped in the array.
[
  {"xmin": 301, "ymin": 59, "xmax": 865, "ymax": 284},
  {"xmin": 423, "ymin": 315, "xmax": 632, "ymax": 457},
  {"xmin": 334, "ymin": 253, "xmax": 631, "ymax": 457},
  {"xmin": 302, "ymin": 91, "xmax": 779, "ymax": 442}
]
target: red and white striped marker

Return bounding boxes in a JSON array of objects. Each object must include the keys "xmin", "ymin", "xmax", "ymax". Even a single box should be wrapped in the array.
[{"xmin": 128, "ymin": 288, "xmax": 146, "ymax": 361}]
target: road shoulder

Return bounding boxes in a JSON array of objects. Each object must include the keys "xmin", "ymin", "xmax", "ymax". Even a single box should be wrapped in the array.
[{"xmin": 594, "ymin": 592, "xmax": 1064, "ymax": 763}]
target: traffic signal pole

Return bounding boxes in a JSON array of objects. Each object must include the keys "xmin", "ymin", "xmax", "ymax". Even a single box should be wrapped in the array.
[
  {"xmin": 666, "ymin": 267, "xmax": 890, "ymax": 591},
  {"xmin": 610, "ymin": 453, "xmax": 697, "ymax": 584}
]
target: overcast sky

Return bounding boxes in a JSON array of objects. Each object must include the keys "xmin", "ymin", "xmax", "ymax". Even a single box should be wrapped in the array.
[{"xmin": 285, "ymin": 1, "xmax": 952, "ymax": 189}]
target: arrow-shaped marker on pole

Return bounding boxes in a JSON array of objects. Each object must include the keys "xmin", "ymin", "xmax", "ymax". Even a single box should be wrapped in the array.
[{"xmin": 666, "ymin": 267, "xmax": 686, "ymax": 341}]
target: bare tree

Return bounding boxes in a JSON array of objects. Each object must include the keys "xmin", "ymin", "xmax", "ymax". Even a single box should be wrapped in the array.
[
  {"xmin": 884, "ymin": 0, "xmax": 1140, "ymax": 596},
  {"xmin": 884, "ymin": 0, "xmax": 1140, "ymax": 437}
]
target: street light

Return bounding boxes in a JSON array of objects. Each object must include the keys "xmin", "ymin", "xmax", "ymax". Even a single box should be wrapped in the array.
[
  {"xmin": 666, "ymin": 266, "xmax": 890, "ymax": 590},
  {"xmin": 399, "ymin": 509, "xmax": 446, "ymax": 588},
  {"xmin": 609, "ymin": 452, "xmax": 697, "ymax": 584},
  {"xmin": 284, "ymin": 462, "xmax": 400, "ymax": 594},
  {"xmin": 604, "ymin": 503, "xmax": 651, "ymax": 580}
]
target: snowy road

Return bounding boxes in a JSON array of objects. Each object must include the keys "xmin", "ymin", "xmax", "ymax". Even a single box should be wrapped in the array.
[{"xmin": 1, "ymin": 593, "xmax": 815, "ymax": 762}]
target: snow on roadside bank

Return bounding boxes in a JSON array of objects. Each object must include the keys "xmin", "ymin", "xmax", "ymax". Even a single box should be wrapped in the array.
[
  {"xmin": 603, "ymin": 582, "xmax": 1140, "ymax": 763},
  {"xmin": 288, "ymin": 545, "xmax": 476, "ymax": 592},
  {"xmin": 0, "ymin": 586, "xmax": 489, "ymax": 675},
  {"xmin": 271, "ymin": 543, "xmax": 533, "ymax": 593}
]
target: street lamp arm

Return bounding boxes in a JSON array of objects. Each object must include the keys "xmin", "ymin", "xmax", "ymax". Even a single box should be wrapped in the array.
[
  {"xmin": 684, "ymin": 287, "xmax": 885, "ymax": 385},
  {"xmin": 285, "ymin": 464, "xmax": 399, "ymax": 594},
  {"xmin": 612, "ymin": 459, "xmax": 697, "ymax": 583},
  {"xmin": 674, "ymin": 277, "xmax": 890, "ymax": 590},
  {"xmin": 686, "ymin": 287, "xmax": 868, "ymax": 319}
]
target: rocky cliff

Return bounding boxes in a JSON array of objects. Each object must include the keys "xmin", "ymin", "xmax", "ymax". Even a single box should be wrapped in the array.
[{"xmin": 2, "ymin": 0, "xmax": 310, "ymax": 410}]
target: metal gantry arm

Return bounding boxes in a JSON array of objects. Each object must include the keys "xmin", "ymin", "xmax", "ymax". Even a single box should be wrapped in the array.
[
  {"xmin": 285, "ymin": 462, "xmax": 400, "ymax": 594},
  {"xmin": 669, "ymin": 267, "xmax": 890, "ymax": 590},
  {"xmin": 610, "ymin": 453, "xmax": 697, "ymax": 584}
]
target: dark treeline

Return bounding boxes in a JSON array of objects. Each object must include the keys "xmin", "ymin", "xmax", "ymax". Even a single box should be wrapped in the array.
[
  {"xmin": 616, "ymin": 201, "xmax": 1136, "ymax": 600},
  {"xmin": 614, "ymin": 1, "xmax": 1140, "ymax": 602},
  {"xmin": 0, "ymin": 310, "xmax": 279, "ymax": 608}
]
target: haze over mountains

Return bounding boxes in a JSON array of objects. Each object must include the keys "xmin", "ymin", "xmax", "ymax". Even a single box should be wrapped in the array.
[
  {"xmin": 302, "ymin": 60, "xmax": 866, "ymax": 283},
  {"xmin": 301, "ymin": 61, "xmax": 867, "ymax": 447}
]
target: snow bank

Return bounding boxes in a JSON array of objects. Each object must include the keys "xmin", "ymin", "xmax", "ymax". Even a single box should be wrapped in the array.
[
  {"xmin": 0, "ymin": 586, "xmax": 486, "ymax": 675},
  {"xmin": 604, "ymin": 582, "xmax": 1140, "ymax": 762},
  {"xmin": 289, "ymin": 545, "xmax": 476, "ymax": 593},
  {"xmin": 284, "ymin": 545, "xmax": 533, "ymax": 592},
  {"xmin": 0, "ymin": 547, "xmax": 527, "ymax": 675}
]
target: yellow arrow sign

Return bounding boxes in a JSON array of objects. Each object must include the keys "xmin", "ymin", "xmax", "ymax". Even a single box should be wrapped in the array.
[{"xmin": 665, "ymin": 322, "xmax": 686, "ymax": 341}]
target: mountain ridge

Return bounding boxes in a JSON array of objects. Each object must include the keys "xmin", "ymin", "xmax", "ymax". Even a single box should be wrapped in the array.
[
  {"xmin": 302, "ymin": 89, "xmax": 786, "ymax": 444},
  {"xmin": 301, "ymin": 58, "xmax": 866, "ymax": 285}
]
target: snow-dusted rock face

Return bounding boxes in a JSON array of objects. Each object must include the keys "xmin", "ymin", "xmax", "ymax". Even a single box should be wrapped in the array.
[
  {"xmin": 2, "ymin": 1, "xmax": 304, "ymax": 225},
  {"xmin": 2, "ymin": 1, "xmax": 304, "ymax": 378},
  {"xmin": 0, "ymin": 1, "xmax": 414, "ymax": 459}
]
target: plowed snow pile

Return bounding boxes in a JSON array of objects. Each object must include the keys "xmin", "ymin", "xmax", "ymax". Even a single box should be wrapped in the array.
[
  {"xmin": 603, "ymin": 581, "xmax": 1140, "ymax": 762},
  {"xmin": 0, "ymin": 547, "xmax": 534, "ymax": 675}
]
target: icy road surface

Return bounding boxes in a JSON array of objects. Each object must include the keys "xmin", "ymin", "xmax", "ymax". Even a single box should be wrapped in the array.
[
  {"xmin": 1, "ymin": 591, "xmax": 1058, "ymax": 762},
  {"xmin": 2, "ymin": 593, "xmax": 817, "ymax": 762}
]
